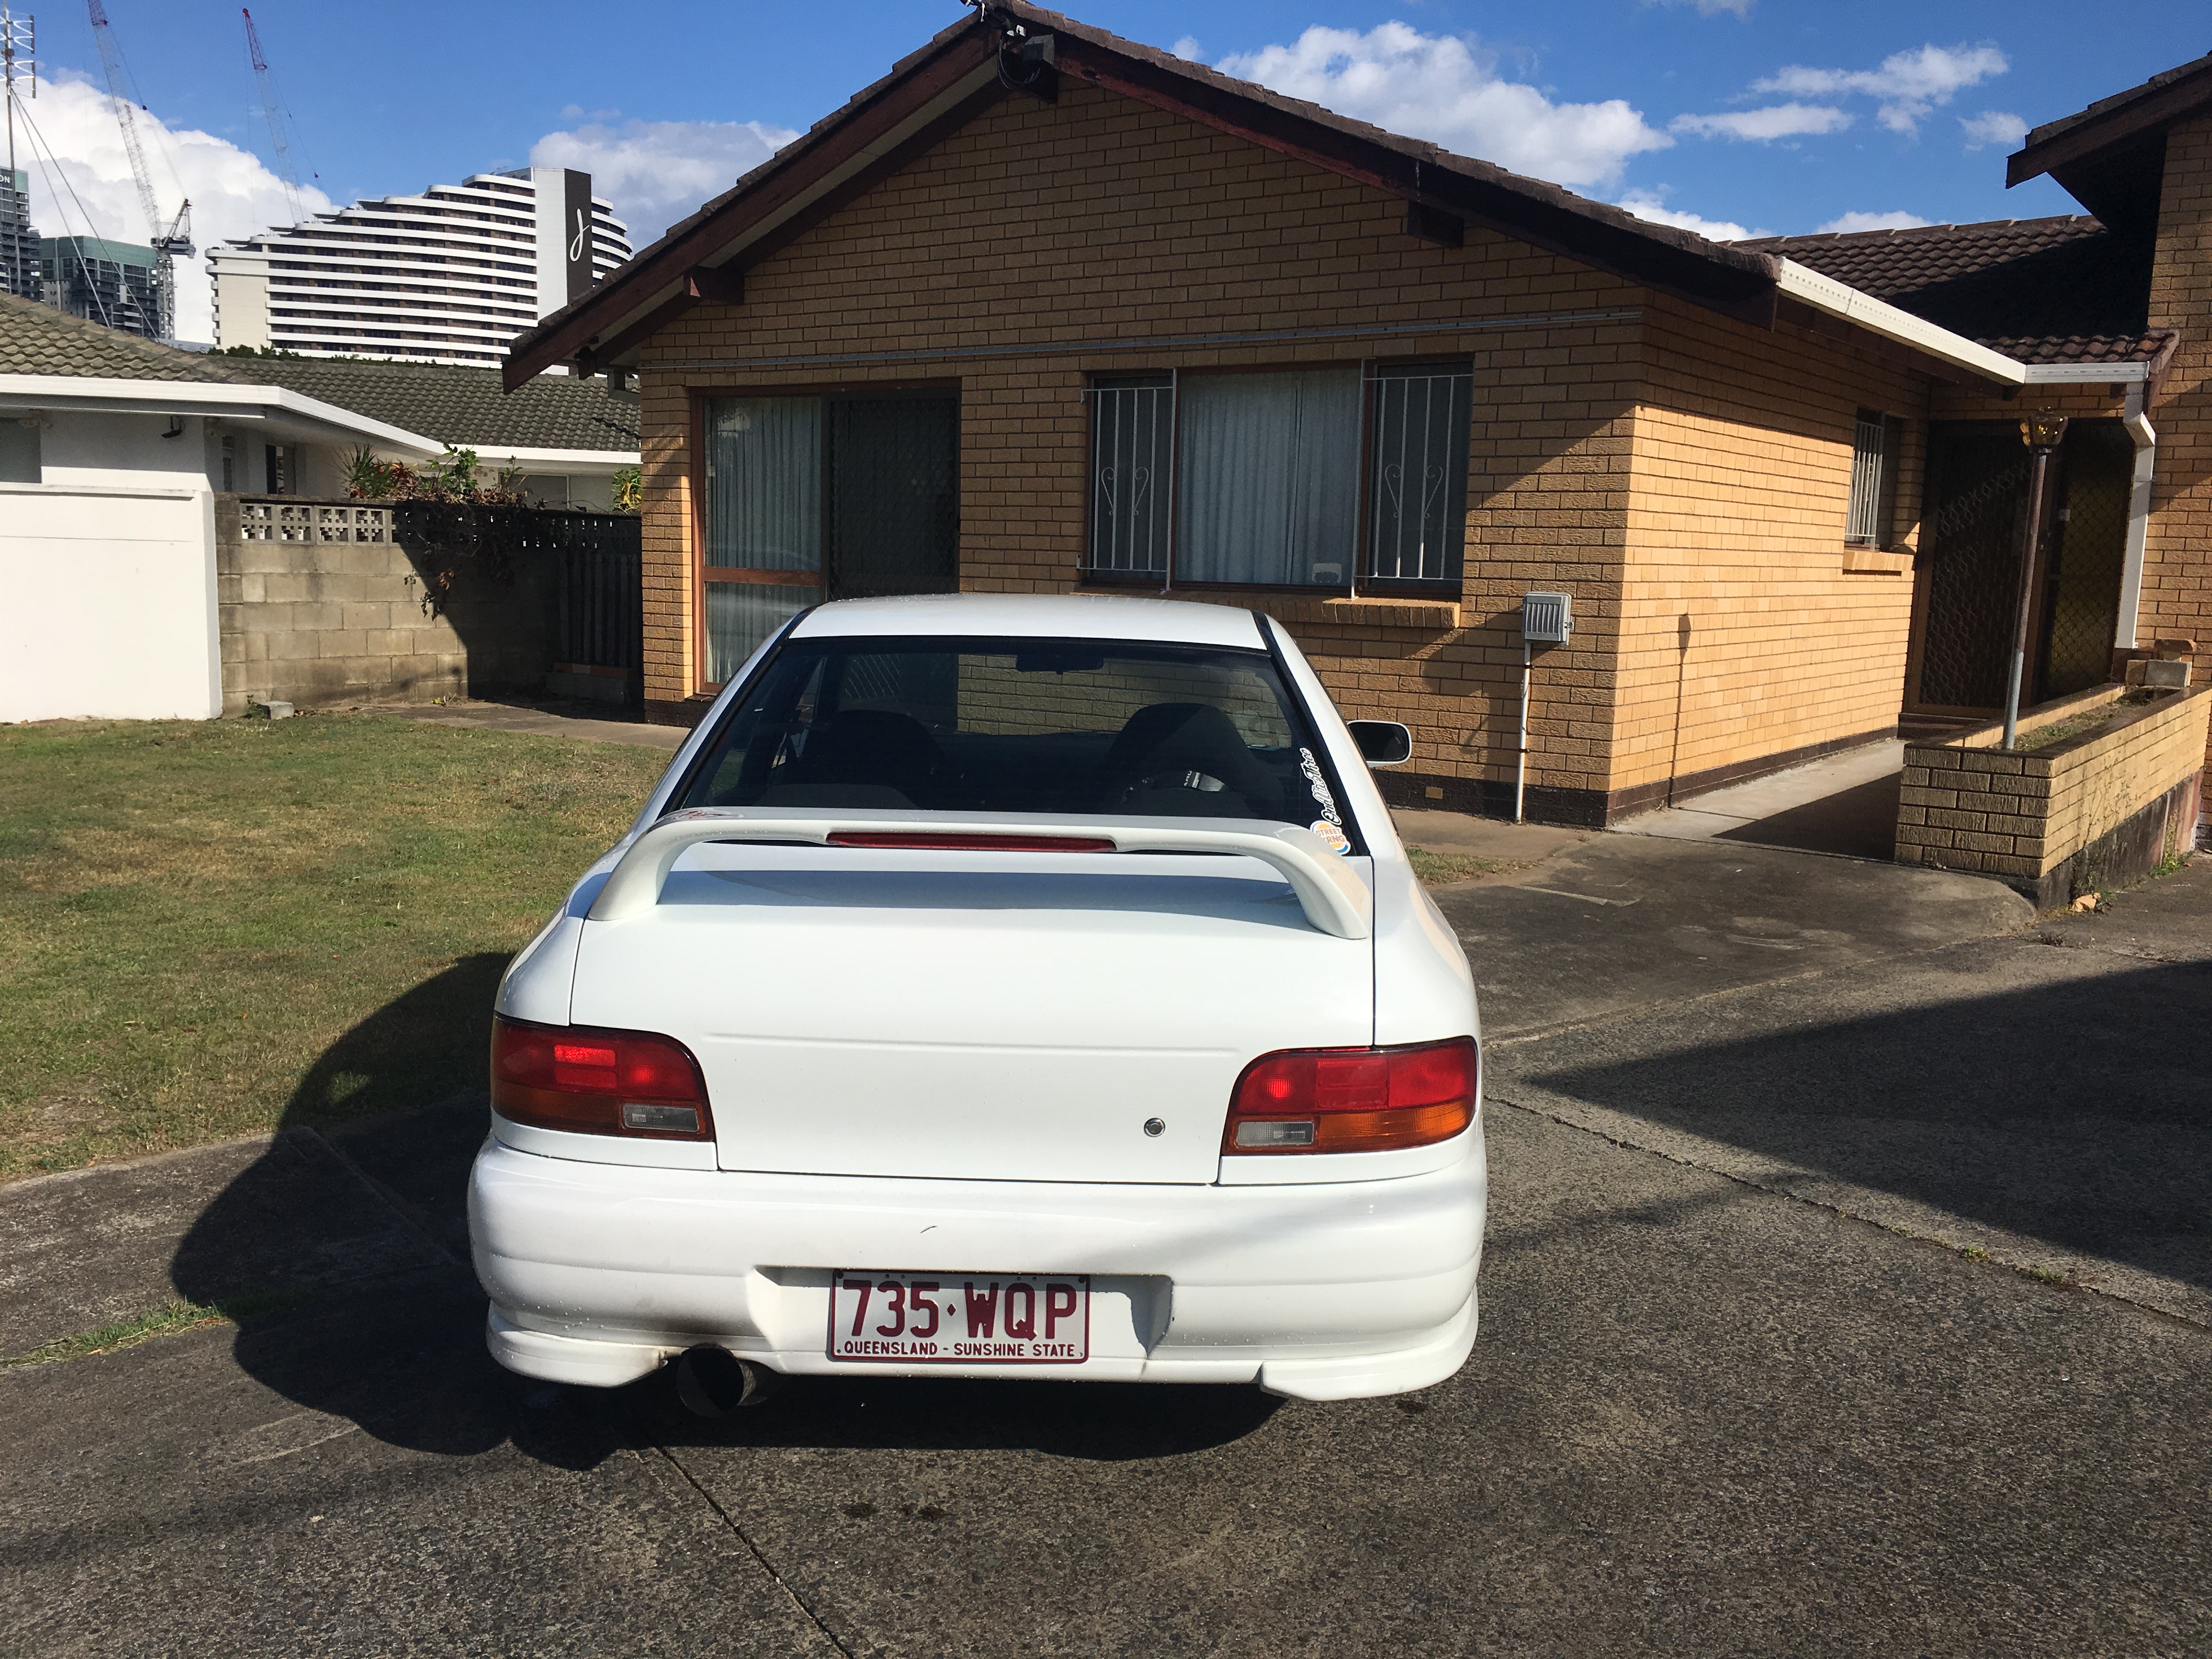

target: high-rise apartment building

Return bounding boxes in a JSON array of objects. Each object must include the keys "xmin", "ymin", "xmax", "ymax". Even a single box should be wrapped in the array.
[
  {"xmin": 208, "ymin": 166, "xmax": 632, "ymax": 366},
  {"xmin": 40, "ymin": 235, "xmax": 170, "ymax": 340},
  {"xmin": 1, "ymin": 167, "xmax": 39, "ymax": 301}
]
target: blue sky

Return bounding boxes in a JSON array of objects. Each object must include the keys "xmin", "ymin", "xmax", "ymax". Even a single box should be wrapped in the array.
[{"xmin": 13, "ymin": 1, "xmax": 2204, "ymax": 338}]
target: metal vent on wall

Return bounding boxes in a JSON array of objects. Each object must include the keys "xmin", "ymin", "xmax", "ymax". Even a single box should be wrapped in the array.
[{"xmin": 1522, "ymin": 592, "xmax": 1572, "ymax": 644}]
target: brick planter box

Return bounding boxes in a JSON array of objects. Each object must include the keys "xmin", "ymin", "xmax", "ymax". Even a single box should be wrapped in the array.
[{"xmin": 1895, "ymin": 682, "xmax": 2210, "ymax": 908}]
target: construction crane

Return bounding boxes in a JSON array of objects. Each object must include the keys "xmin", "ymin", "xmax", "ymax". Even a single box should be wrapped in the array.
[
  {"xmin": 241, "ymin": 8, "xmax": 302, "ymax": 227},
  {"xmin": 84, "ymin": 0, "xmax": 190, "ymax": 332}
]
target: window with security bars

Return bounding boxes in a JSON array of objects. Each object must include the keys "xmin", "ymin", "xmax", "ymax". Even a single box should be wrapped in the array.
[
  {"xmin": 1088, "ymin": 376, "xmax": 1173, "ymax": 577},
  {"xmin": 1368, "ymin": 363, "xmax": 1472, "ymax": 585},
  {"xmin": 1847, "ymin": 410, "xmax": 1904, "ymax": 548},
  {"xmin": 1084, "ymin": 360, "xmax": 1472, "ymax": 591}
]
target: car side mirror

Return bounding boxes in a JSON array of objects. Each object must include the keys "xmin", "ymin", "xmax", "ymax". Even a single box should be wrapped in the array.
[{"xmin": 1347, "ymin": 720, "xmax": 1413, "ymax": 767}]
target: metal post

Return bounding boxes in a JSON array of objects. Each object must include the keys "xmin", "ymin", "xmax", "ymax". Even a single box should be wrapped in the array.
[
  {"xmin": 2002, "ymin": 422, "xmax": 2064, "ymax": 750},
  {"xmin": 1514, "ymin": 637, "xmax": 1532, "ymax": 823}
]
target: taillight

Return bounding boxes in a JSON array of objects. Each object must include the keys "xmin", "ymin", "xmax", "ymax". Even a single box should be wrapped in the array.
[
  {"xmin": 1223, "ymin": 1038, "xmax": 1477, "ymax": 1154},
  {"xmin": 491, "ymin": 1015, "xmax": 713, "ymax": 1140}
]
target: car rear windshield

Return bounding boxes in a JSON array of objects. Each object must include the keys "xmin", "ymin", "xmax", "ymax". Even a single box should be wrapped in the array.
[{"xmin": 672, "ymin": 635, "xmax": 1357, "ymax": 844}]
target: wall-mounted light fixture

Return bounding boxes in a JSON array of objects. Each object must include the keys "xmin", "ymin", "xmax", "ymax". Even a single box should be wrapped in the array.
[{"xmin": 162, "ymin": 414, "xmax": 185, "ymax": 439}]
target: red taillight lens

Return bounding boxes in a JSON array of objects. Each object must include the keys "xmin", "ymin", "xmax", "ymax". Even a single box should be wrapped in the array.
[
  {"xmin": 1223, "ymin": 1038, "xmax": 1477, "ymax": 1155},
  {"xmin": 492, "ymin": 1015, "xmax": 713, "ymax": 1139}
]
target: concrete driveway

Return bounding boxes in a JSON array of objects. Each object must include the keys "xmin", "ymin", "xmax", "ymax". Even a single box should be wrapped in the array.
[{"xmin": 5, "ymin": 838, "xmax": 2208, "ymax": 1657}]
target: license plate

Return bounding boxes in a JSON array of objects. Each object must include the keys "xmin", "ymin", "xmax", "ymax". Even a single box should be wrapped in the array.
[{"xmin": 827, "ymin": 1271, "xmax": 1090, "ymax": 1364}]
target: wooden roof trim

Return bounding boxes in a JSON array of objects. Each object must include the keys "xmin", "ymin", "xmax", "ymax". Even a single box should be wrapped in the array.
[{"xmin": 2007, "ymin": 56, "xmax": 2212, "ymax": 189}]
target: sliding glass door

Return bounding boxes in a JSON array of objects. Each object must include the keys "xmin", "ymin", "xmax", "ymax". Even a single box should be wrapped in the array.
[{"xmin": 702, "ymin": 391, "xmax": 958, "ymax": 684}]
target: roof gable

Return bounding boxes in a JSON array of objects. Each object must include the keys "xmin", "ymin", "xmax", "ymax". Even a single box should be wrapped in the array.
[
  {"xmin": 503, "ymin": 2, "xmax": 1780, "ymax": 387},
  {"xmin": 2006, "ymin": 52, "xmax": 2212, "ymax": 234}
]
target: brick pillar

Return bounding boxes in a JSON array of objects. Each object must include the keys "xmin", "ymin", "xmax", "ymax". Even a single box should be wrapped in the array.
[{"xmin": 2144, "ymin": 113, "xmax": 2212, "ymax": 770}]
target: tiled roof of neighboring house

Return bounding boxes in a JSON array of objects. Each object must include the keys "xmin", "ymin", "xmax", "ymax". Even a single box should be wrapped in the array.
[
  {"xmin": 0, "ymin": 290, "xmax": 234, "ymax": 380},
  {"xmin": 206, "ymin": 358, "xmax": 639, "ymax": 453},
  {"xmin": 1736, "ymin": 216, "xmax": 2170, "ymax": 366}
]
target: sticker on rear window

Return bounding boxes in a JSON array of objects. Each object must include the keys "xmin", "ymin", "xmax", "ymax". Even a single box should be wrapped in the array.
[
  {"xmin": 1298, "ymin": 748, "xmax": 1345, "ymax": 847},
  {"xmin": 1310, "ymin": 820, "xmax": 1350, "ymax": 853}
]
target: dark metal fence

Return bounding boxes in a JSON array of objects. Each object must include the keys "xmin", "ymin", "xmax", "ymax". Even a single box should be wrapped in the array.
[{"xmin": 391, "ymin": 504, "xmax": 642, "ymax": 706}]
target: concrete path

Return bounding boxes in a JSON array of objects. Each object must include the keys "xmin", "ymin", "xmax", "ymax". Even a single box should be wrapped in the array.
[
  {"xmin": 6, "ymin": 836, "xmax": 2209, "ymax": 1656},
  {"xmin": 357, "ymin": 697, "xmax": 687, "ymax": 752},
  {"xmin": 1613, "ymin": 738, "xmax": 1905, "ymax": 860}
]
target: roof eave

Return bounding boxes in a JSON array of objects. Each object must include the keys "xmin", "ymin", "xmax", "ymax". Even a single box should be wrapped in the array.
[{"xmin": 1775, "ymin": 261, "xmax": 2026, "ymax": 387}]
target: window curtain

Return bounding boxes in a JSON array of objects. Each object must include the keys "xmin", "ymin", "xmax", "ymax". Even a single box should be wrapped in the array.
[
  {"xmin": 1176, "ymin": 369, "xmax": 1361, "ymax": 586},
  {"xmin": 705, "ymin": 397, "xmax": 822, "ymax": 573},
  {"xmin": 704, "ymin": 396, "xmax": 823, "ymax": 681}
]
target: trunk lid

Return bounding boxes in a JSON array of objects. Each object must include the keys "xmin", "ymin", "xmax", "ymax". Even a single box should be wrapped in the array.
[{"xmin": 567, "ymin": 844, "xmax": 1375, "ymax": 1183}]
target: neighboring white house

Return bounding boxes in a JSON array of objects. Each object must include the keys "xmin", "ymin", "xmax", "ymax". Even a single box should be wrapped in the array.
[
  {"xmin": 207, "ymin": 167, "xmax": 633, "ymax": 368},
  {"xmin": 0, "ymin": 292, "xmax": 639, "ymax": 723}
]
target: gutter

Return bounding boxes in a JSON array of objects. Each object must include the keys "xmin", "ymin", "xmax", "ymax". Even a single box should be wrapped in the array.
[
  {"xmin": 1776, "ymin": 260, "xmax": 2027, "ymax": 385},
  {"xmin": 0, "ymin": 375, "xmax": 444, "ymax": 458}
]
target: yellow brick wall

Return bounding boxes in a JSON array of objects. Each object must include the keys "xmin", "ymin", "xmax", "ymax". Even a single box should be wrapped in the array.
[
  {"xmin": 1611, "ymin": 297, "xmax": 1932, "ymax": 802},
  {"xmin": 1897, "ymin": 684, "xmax": 2209, "ymax": 885},
  {"xmin": 2146, "ymin": 112, "xmax": 2212, "ymax": 769},
  {"xmin": 637, "ymin": 78, "xmax": 1646, "ymax": 813},
  {"xmin": 629, "ymin": 75, "xmax": 1970, "ymax": 820}
]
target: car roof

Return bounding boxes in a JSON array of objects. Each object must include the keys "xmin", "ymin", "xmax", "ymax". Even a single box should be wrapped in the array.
[{"xmin": 788, "ymin": 592, "xmax": 1269, "ymax": 648}]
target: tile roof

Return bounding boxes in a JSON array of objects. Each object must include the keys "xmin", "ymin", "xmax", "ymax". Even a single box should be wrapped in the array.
[
  {"xmin": 0, "ymin": 290, "xmax": 234, "ymax": 381},
  {"xmin": 0, "ymin": 294, "xmax": 637, "ymax": 450},
  {"xmin": 204, "ymin": 358, "xmax": 640, "ymax": 453},
  {"xmin": 1736, "ymin": 216, "xmax": 2165, "ymax": 365}
]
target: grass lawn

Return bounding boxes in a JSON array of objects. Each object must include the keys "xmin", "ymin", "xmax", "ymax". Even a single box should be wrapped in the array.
[{"xmin": 0, "ymin": 714, "xmax": 669, "ymax": 1181}]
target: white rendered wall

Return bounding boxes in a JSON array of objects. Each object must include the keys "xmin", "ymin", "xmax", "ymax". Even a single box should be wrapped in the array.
[{"xmin": 1, "ymin": 410, "xmax": 221, "ymax": 721}]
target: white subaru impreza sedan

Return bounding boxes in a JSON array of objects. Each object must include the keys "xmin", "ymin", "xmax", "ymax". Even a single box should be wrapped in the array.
[{"xmin": 469, "ymin": 592, "xmax": 1483, "ymax": 1403}]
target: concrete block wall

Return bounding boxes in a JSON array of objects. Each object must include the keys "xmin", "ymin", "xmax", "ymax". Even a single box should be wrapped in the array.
[
  {"xmin": 215, "ymin": 496, "xmax": 552, "ymax": 715},
  {"xmin": 1896, "ymin": 682, "xmax": 2209, "ymax": 903}
]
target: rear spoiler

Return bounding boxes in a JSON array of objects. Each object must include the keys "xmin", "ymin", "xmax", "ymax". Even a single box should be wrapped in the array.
[{"xmin": 588, "ymin": 810, "xmax": 1372, "ymax": 940}]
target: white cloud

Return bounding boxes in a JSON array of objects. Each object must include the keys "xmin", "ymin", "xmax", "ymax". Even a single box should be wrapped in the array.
[
  {"xmin": 1170, "ymin": 36, "xmax": 1204, "ymax": 62},
  {"xmin": 1643, "ymin": 0, "xmax": 1754, "ymax": 15},
  {"xmin": 9, "ymin": 70, "xmax": 334, "ymax": 344},
  {"xmin": 1814, "ymin": 210, "xmax": 1936, "ymax": 234},
  {"xmin": 1216, "ymin": 22, "xmax": 1671, "ymax": 189},
  {"xmin": 1753, "ymin": 43, "xmax": 2008, "ymax": 136},
  {"xmin": 1671, "ymin": 103, "xmax": 1853, "ymax": 142},
  {"xmin": 530, "ymin": 117, "xmax": 800, "ymax": 246},
  {"xmin": 1959, "ymin": 110, "xmax": 2028, "ymax": 151},
  {"xmin": 1616, "ymin": 189, "xmax": 1758, "ymax": 242}
]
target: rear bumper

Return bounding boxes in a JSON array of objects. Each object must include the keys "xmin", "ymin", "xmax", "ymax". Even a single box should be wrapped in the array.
[{"xmin": 468, "ymin": 1131, "xmax": 1485, "ymax": 1402}]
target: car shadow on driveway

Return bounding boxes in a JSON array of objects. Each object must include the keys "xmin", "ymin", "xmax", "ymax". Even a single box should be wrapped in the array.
[{"xmin": 168, "ymin": 956, "xmax": 1282, "ymax": 1467}]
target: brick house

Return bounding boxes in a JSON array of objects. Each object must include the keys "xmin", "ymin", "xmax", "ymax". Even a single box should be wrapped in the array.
[{"xmin": 503, "ymin": 6, "xmax": 2208, "ymax": 827}]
